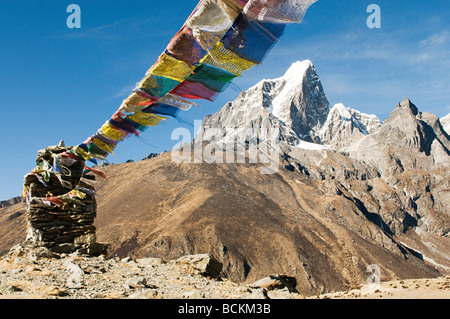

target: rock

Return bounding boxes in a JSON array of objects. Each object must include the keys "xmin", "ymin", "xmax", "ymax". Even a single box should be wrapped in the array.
[
  {"xmin": 13, "ymin": 257, "xmax": 35, "ymax": 267},
  {"xmin": 267, "ymin": 288, "xmax": 305, "ymax": 299},
  {"xmin": 52, "ymin": 243, "xmax": 77, "ymax": 254},
  {"xmin": 125, "ymin": 276, "xmax": 150, "ymax": 289},
  {"xmin": 171, "ymin": 254, "xmax": 223, "ymax": 278},
  {"xmin": 137, "ymin": 257, "xmax": 165, "ymax": 267},
  {"xmin": 6, "ymin": 244, "xmax": 54, "ymax": 265},
  {"xmin": 44, "ymin": 286, "xmax": 69, "ymax": 297},
  {"xmin": 64, "ymin": 259, "xmax": 84, "ymax": 289},
  {"xmin": 141, "ymin": 153, "xmax": 159, "ymax": 161},
  {"xmin": 95, "ymin": 162, "xmax": 112, "ymax": 168},
  {"xmin": 250, "ymin": 275, "xmax": 297, "ymax": 292},
  {"xmin": 74, "ymin": 233, "xmax": 96, "ymax": 245},
  {"xmin": 86, "ymin": 243, "xmax": 109, "ymax": 257},
  {"xmin": 7, "ymin": 284, "xmax": 23, "ymax": 292},
  {"xmin": 249, "ymin": 288, "xmax": 269, "ymax": 299},
  {"xmin": 251, "ymin": 276, "xmax": 284, "ymax": 290},
  {"xmin": 183, "ymin": 290, "xmax": 205, "ymax": 299},
  {"xmin": 128, "ymin": 289, "xmax": 158, "ymax": 299},
  {"xmin": 0, "ymin": 246, "xmax": 446, "ymax": 299},
  {"xmin": 121, "ymin": 257, "xmax": 132, "ymax": 263}
]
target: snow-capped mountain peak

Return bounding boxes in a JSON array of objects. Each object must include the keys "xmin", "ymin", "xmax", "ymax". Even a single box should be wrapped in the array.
[
  {"xmin": 261, "ymin": 60, "xmax": 330, "ymax": 142},
  {"xmin": 318, "ymin": 103, "xmax": 382, "ymax": 151},
  {"xmin": 199, "ymin": 60, "xmax": 381, "ymax": 152},
  {"xmin": 278, "ymin": 60, "xmax": 314, "ymax": 84},
  {"xmin": 333, "ymin": 103, "xmax": 353, "ymax": 120},
  {"xmin": 271, "ymin": 60, "xmax": 316, "ymax": 121}
]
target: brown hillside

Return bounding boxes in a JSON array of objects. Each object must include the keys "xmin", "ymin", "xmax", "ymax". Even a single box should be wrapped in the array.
[{"xmin": 92, "ymin": 152, "xmax": 440, "ymax": 296}]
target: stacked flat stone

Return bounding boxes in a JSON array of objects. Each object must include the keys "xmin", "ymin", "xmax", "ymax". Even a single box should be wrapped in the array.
[{"xmin": 23, "ymin": 144, "xmax": 108, "ymax": 256}]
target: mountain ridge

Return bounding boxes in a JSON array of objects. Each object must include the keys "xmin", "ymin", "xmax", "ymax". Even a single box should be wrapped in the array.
[{"xmin": 199, "ymin": 60, "xmax": 384, "ymax": 154}]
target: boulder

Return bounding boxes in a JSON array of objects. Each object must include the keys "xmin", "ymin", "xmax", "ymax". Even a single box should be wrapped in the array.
[
  {"xmin": 171, "ymin": 254, "xmax": 223, "ymax": 278},
  {"xmin": 250, "ymin": 275, "xmax": 297, "ymax": 292},
  {"xmin": 125, "ymin": 276, "xmax": 149, "ymax": 289}
]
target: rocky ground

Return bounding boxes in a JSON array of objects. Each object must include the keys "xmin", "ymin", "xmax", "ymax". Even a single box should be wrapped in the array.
[
  {"xmin": 0, "ymin": 244, "xmax": 448, "ymax": 300},
  {"xmin": 315, "ymin": 277, "xmax": 450, "ymax": 299},
  {"xmin": 0, "ymin": 244, "xmax": 302, "ymax": 299}
]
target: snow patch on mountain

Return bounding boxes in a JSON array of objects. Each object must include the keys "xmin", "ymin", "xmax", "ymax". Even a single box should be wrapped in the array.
[
  {"xmin": 296, "ymin": 140, "xmax": 330, "ymax": 151},
  {"xmin": 441, "ymin": 113, "xmax": 450, "ymax": 134}
]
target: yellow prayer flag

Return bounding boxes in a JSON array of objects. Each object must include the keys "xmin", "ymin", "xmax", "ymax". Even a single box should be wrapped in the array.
[
  {"xmin": 200, "ymin": 42, "xmax": 257, "ymax": 76},
  {"xmin": 150, "ymin": 53, "xmax": 193, "ymax": 82},
  {"xmin": 72, "ymin": 146, "xmax": 91, "ymax": 161},
  {"xmin": 91, "ymin": 138, "xmax": 115, "ymax": 153},
  {"xmin": 101, "ymin": 122, "xmax": 128, "ymax": 141},
  {"xmin": 129, "ymin": 112, "xmax": 167, "ymax": 127}
]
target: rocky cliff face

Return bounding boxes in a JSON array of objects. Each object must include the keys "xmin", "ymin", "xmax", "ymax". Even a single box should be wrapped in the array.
[
  {"xmin": 1, "ymin": 61, "xmax": 449, "ymax": 297},
  {"xmin": 268, "ymin": 60, "xmax": 330, "ymax": 142},
  {"xmin": 340, "ymin": 97, "xmax": 450, "ymax": 239},
  {"xmin": 318, "ymin": 103, "xmax": 382, "ymax": 151},
  {"xmin": 351, "ymin": 98, "xmax": 450, "ymax": 170}
]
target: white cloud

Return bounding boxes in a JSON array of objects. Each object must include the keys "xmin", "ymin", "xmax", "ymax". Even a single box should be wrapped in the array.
[
  {"xmin": 52, "ymin": 18, "xmax": 131, "ymax": 41},
  {"xmin": 419, "ymin": 31, "xmax": 449, "ymax": 48},
  {"xmin": 408, "ymin": 53, "xmax": 430, "ymax": 65}
]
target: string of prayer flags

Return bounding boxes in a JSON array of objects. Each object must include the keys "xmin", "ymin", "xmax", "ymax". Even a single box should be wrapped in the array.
[{"xmin": 67, "ymin": 0, "xmax": 318, "ymax": 163}]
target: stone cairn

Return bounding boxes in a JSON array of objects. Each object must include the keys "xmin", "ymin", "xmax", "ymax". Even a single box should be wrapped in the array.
[{"xmin": 22, "ymin": 143, "xmax": 108, "ymax": 256}]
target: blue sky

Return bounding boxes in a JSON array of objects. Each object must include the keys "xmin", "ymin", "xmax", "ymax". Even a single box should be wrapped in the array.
[{"xmin": 0, "ymin": 0, "xmax": 449, "ymax": 200}]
